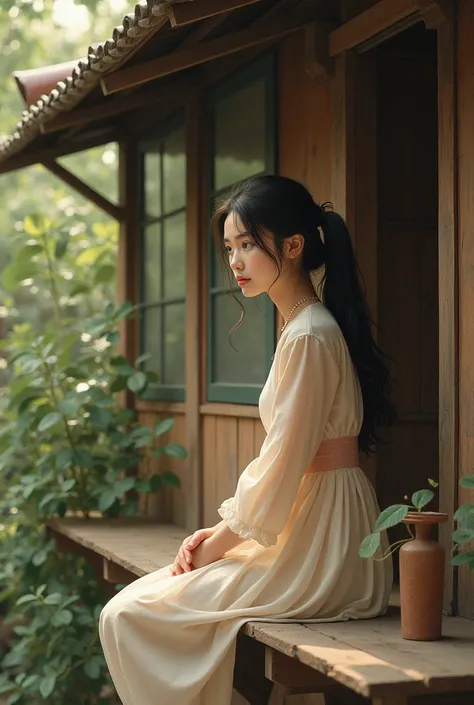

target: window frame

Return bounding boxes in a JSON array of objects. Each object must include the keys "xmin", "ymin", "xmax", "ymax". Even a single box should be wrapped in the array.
[
  {"xmin": 205, "ymin": 54, "xmax": 278, "ymax": 405},
  {"xmin": 138, "ymin": 113, "xmax": 187, "ymax": 402}
]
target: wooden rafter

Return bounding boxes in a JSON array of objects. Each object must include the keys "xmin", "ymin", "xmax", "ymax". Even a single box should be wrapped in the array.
[
  {"xmin": 39, "ymin": 79, "xmax": 192, "ymax": 135},
  {"xmin": 305, "ymin": 22, "xmax": 334, "ymax": 83},
  {"xmin": 42, "ymin": 160, "xmax": 125, "ymax": 221},
  {"xmin": 101, "ymin": 6, "xmax": 329, "ymax": 95},
  {"xmin": 167, "ymin": 0, "xmax": 263, "ymax": 29},
  {"xmin": 329, "ymin": 0, "xmax": 452, "ymax": 57},
  {"xmin": 419, "ymin": 0, "xmax": 451, "ymax": 28}
]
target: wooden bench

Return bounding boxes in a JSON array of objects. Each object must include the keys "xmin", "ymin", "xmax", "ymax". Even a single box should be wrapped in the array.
[{"xmin": 47, "ymin": 518, "xmax": 474, "ymax": 705}]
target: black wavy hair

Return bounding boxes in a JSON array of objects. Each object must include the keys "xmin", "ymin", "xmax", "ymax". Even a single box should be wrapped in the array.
[{"xmin": 212, "ymin": 174, "xmax": 396, "ymax": 456}]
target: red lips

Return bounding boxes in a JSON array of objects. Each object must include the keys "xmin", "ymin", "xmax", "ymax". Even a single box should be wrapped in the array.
[{"xmin": 236, "ymin": 276, "xmax": 250, "ymax": 284}]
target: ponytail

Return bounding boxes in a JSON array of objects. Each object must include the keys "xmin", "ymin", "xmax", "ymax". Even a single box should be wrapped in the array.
[{"xmin": 320, "ymin": 211, "xmax": 396, "ymax": 455}]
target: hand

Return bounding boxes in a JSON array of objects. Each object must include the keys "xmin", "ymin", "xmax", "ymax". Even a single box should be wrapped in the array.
[{"xmin": 170, "ymin": 528, "xmax": 215, "ymax": 576}]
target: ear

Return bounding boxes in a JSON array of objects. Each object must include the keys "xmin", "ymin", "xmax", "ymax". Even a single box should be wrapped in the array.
[{"xmin": 285, "ymin": 234, "xmax": 305, "ymax": 259}]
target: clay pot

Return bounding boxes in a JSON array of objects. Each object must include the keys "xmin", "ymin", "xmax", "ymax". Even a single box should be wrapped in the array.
[{"xmin": 399, "ymin": 511, "xmax": 448, "ymax": 641}]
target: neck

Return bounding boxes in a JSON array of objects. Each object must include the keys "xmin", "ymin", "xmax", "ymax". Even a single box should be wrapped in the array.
[{"xmin": 268, "ymin": 277, "xmax": 317, "ymax": 322}]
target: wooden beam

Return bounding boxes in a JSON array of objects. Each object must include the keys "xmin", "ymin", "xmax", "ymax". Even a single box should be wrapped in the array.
[
  {"xmin": 329, "ymin": 0, "xmax": 437, "ymax": 57},
  {"xmin": 167, "ymin": 0, "xmax": 263, "ymax": 28},
  {"xmin": 39, "ymin": 81, "xmax": 191, "ymax": 135},
  {"xmin": 419, "ymin": 0, "xmax": 452, "ymax": 28},
  {"xmin": 42, "ymin": 159, "xmax": 124, "ymax": 221},
  {"xmin": 0, "ymin": 127, "xmax": 122, "ymax": 175},
  {"xmin": 101, "ymin": 7, "xmax": 328, "ymax": 95},
  {"xmin": 265, "ymin": 648, "xmax": 337, "ymax": 691}
]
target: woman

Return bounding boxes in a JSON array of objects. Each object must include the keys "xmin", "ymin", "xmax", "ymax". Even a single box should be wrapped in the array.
[{"xmin": 99, "ymin": 175, "xmax": 395, "ymax": 705}]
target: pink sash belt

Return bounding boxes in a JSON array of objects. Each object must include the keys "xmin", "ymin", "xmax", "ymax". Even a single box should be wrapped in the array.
[{"xmin": 306, "ymin": 436, "xmax": 359, "ymax": 474}]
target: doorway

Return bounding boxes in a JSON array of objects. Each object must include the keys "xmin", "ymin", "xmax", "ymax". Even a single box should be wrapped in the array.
[{"xmin": 374, "ymin": 24, "xmax": 439, "ymax": 579}]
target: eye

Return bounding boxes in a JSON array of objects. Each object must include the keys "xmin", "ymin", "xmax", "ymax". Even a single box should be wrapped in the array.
[
  {"xmin": 224, "ymin": 245, "xmax": 232, "ymax": 253},
  {"xmin": 242, "ymin": 241, "xmax": 253, "ymax": 250}
]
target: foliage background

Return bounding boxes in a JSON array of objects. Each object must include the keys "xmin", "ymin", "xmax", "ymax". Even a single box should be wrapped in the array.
[{"xmin": 0, "ymin": 0, "xmax": 131, "ymax": 386}]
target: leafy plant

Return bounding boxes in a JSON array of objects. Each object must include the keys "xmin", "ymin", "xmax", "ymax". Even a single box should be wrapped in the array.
[
  {"xmin": 0, "ymin": 213, "xmax": 186, "ymax": 704},
  {"xmin": 452, "ymin": 475, "xmax": 474, "ymax": 572},
  {"xmin": 359, "ymin": 479, "xmax": 439, "ymax": 560}
]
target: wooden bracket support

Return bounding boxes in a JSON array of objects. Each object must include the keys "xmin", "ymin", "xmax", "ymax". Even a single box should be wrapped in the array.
[
  {"xmin": 418, "ymin": 0, "xmax": 452, "ymax": 29},
  {"xmin": 265, "ymin": 647, "xmax": 337, "ymax": 692},
  {"xmin": 103, "ymin": 558, "xmax": 137, "ymax": 585},
  {"xmin": 42, "ymin": 160, "xmax": 125, "ymax": 221},
  {"xmin": 305, "ymin": 22, "xmax": 335, "ymax": 83},
  {"xmin": 167, "ymin": 0, "xmax": 263, "ymax": 28}
]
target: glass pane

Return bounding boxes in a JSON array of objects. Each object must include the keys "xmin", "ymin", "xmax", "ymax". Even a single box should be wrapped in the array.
[
  {"xmin": 164, "ymin": 212, "xmax": 186, "ymax": 299},
  {"xmin": 214, "ymin": 80, "xmax": 266, "ymax": 192},
  {"xmin": 212, "ymin": 292, "xmax": 268, "ymax": 385},
  {"xmin": 143, "ymin": 306, "xmax": 162, "ymax": 379},
  {"xmin": 163, "ymin": 127, "xmax": 186, "ymax": 213},
  {"xmin": 144, "ymin": 151, "xmax": 161, "ymax": 219},
  {"xmin": 144, "ymin": 222, "xmax": 161, "ymax": 303},
  {"xmin": 164, "ymin": 303, "xmax": 185, "ymax": 386}
]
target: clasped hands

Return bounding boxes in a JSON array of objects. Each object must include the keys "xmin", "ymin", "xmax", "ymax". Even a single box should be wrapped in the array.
[{"xmin": 170, "ymin": 527, "xmax": 215, "ymax": 576}]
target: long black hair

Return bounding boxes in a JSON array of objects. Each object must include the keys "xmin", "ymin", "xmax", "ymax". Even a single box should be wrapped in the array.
[{"xmin": 212, "ymin": 174, "xmax": 396, "ymax": 456}]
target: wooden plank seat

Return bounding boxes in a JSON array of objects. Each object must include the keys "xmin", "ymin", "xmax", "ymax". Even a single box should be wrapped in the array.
[{"xmin": 47, "ymin": 518, "xmax": 474, "ymax": 705}]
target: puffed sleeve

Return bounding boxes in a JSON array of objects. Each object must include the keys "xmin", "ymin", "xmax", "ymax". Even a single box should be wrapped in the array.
[{"xmin": 217, "ymin": 334, "xmax": 341, "ymax": 547}]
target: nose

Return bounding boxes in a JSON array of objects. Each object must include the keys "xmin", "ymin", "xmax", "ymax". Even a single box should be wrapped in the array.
[{"xmin": 229, "ymin": 250, "xmax": 243, "ymax": 271}]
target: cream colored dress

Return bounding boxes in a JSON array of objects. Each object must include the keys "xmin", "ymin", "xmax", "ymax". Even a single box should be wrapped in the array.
[{"xmin": 99, "ymin": 303, "xmax": 392, "ymax": 705}]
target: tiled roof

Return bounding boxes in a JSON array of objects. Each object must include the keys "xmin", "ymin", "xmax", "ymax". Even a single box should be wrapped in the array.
[{"xmin": 0, "ymin": 0, "xmax": 187, "ymax": 165}]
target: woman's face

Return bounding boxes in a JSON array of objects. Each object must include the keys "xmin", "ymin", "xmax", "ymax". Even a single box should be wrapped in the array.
[{"xmin": 223, "ymin": 213, "xmax": 281, "ymax": 297}]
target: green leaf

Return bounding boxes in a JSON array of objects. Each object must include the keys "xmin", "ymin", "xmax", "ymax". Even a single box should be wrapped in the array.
[
  {"xmin": 39, "ymin": 674, "xmax": 56, "ymax": 699},
  {"xmin": 16, "ymin": 594, "xmax": 37, "ymax": 606},
  {"xmin": 94, "ymin": 264, "xmax": 115, "ymax": 284},
  {"xmin": 374, "ymin": 504, "xmax": 409, "ymax": 532},
  {"xmin": 38, "ymin": 412, "xmax": 62, "ymax": 432},
  {"xmin": 155, "ymin": 418, "xmax": 175, "ymax": 436},
  {"xmin": 58, "ymin": 398, "xmax": 81, "ymax": 416},
  {"xmin": 454, "ymin": 504, "xmax": 474, "ymax": 521},
  {"xmin": 113, "ymin": 454, "xmax": 141, "ymax": 471},
  {"xmin": 55, "ymin": 233, "xmax": 69, "ymax": 259},
  {"xmin": 89, "ymin": 405, "xmax": 112, "ymax": 430},
  {"xmin": 115, "ymin": 477, "xmax": 136, "ymax": 496},
  {"xmin": 149, "ymin": 474, "xmax": 162, "ymax": 492},
  {"xmin": 135, "ymin": 480, "xmax": 151, "ymax": 492},
  {"xmin": 115, "ymin": 301, "xmax": 135, "ymax": 320},
  {"xmin": 73, "ymin": 449, "xmax": 94, "ymax": 468},
  {"xmin": 127, "ymin": 372, "xmax": 147, "ymax": 393},
  {"xmin": 84, "ymin": 659, "xmax": 102, "ymax": 680},
  {"xmin": 163, "ymin": 444, "xmax": 187, "ymax": 459},
  {"xmin": 411, "ymin": 489, "xmax": 434, "ymax": 510},
  {"xmin": 51, "ymin": 609, "xmax": 73, "ymax": 627},
  {"xmin": 44, "ymin": 593, "xmax": 62, "ymax": 606},
  {"xmin": 7, "ymin": 693, "xmax": 22, "ymax": 705},
  {"xmin": 135, "ymin": 352, "xmax": 151, "ymax": 367},
  {"xmin": 359, "ymin": 533, "xmax": 381, "ymax": 558},
  {"xmin": 69, "ymin": 281, "xmax": 90, "ymax": 297},
  {"xmin": 428, "ymin": 477, "xmax": 439, "ymax": 488},
  {"xmin": 24, "ymin": 213, "xmax": 46, "ymax": 236},
  {"xmin": 99, "ymin": 489, "xmax": 118, "ymax": 512},
  {"xmin": 451, "ymin": 552, "xmax": 474, "ymax": 568},
  {"xmin": 452, "ymin": 528, "xmax": 474, "ymax": 544},
  {"xmin": 162, "ymin": 472, "xmax": 181, "ymax": 489},
  {"xmin": 110, "ymin": 376, "xmax": 127, "ymax": 393},
  {"xmin": 55, "ymin": 449, "xmax": 73, "ymax": 470},
  {"xmin": 460, "ymin": 475, "xmax": 474, "ymax": 489}
]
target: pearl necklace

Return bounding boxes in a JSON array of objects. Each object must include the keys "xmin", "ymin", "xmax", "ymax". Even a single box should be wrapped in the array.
[{"xmin": 280, "ymin": 296, "xmax": 319, "ymax": 333}]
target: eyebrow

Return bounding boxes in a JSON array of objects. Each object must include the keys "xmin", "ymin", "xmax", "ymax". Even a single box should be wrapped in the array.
[{"xmin": 223, "ymin": 232, "xmax": 252, "ymax": 243}]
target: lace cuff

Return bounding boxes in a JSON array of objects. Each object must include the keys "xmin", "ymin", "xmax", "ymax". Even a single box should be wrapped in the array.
[{"xmin": 217, "ymin": 498, "xmax": 277, "ymax": 548}]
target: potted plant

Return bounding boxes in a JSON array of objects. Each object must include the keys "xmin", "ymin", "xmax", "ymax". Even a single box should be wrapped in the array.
[{"xmin": 359, "ymin": 479, "xmax": 448, "ymax": 641}]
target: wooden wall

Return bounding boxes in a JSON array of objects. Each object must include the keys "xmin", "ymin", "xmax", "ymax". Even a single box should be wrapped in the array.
[{"xmin": 457, "ymin": 0, "xmax": 474, "ymax": 619}]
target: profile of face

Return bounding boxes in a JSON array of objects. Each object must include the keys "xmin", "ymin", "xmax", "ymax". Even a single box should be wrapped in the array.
[
  {"xmin": 224, "ymin": 213, "xmax": 302, "ymax": 298},
  {"xmin": 223, "ymin": 213, "xmax": 278, "ymax": 297}
]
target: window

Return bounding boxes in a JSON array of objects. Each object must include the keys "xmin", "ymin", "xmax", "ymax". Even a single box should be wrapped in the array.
[
  {"xmin": 207, "ymin": 55, "xmax": 277, "ymax": 405},
  {"xmin": 139, "ymin": 118, "xmax": 186, "ymax": 401}
]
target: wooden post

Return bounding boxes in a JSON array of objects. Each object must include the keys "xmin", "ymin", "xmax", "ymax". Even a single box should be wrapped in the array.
[
  {"xmin": 456, "ymin": 0, "xmax": 474, "ymax": 620},
  {"xmin": 185, "ymin": 88, "xmax": 204, "ymax": 531},
  {"xmin": 437, "ymin": 2, "xmax": 458, "ymax": 616},
  {"xmin": 117, "ymin": 141, "xmax": 140, "ymax": 404}
]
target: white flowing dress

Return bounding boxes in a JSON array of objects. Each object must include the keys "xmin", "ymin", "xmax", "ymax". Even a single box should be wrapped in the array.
[{"xmin": 99, "ymin": 303, "xmax": 392, "ymax": 705}]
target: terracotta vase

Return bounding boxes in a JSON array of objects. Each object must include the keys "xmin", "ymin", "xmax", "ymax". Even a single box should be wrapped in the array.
[{"xmin": 399, "ymin": 511, "xmax": 448, "ymax": 641}]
